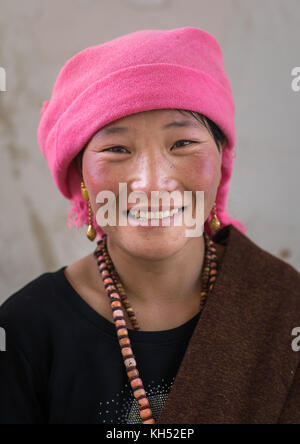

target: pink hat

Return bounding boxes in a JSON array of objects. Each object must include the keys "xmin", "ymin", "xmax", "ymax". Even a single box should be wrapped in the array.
[{"xmin": 37, "ymin": 26, "xmax": 246, "ymax": 240}]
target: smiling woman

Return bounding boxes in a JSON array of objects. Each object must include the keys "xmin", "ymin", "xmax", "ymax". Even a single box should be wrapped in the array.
[{"xmin": 0, "ymin": 27, "xmax": 300, "ymax": 426}]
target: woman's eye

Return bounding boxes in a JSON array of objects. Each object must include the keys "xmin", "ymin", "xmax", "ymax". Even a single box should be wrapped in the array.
[
  {"xmin": 103, "ymin": 146, "xmax": 128, "ymax": 153},
  {"xmin": 102, "ymin": 140, "xmax": 195, "ymax": 153},
  {"xmin": 172, "ymin": 140, "xmax": 195, "ymax": 149}
]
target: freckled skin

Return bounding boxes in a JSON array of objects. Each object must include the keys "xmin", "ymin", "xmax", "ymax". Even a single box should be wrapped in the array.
[{"xmin": 80, "ymin": 109, "xmax": 222, "ymax": 262}]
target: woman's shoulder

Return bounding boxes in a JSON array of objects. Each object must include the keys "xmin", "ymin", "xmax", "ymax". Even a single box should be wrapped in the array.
[
  {"xmin": 242, "ymin": 228, "xmax": 297, "ymax": 274},
  {"xmin": 1, "ymin": 269, "xmax": 60, "ymax": 314},
  {"xmin": 0, "ymin": 268, "xmax": 67, "ymax": 348},
  {"xmin": 223, "ymin": 225, "xmax": 300, "ymax": 309}
]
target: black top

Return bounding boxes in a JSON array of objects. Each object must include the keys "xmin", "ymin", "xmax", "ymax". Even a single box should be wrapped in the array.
[{"xmin": 0, "ymin": 227, "xmax": 229, "ymax": 424}]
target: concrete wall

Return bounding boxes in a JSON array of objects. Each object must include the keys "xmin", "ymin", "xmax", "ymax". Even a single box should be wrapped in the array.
[{"xmin": 0, "ymin": 0, "xmax": 299, "ymax": 304}]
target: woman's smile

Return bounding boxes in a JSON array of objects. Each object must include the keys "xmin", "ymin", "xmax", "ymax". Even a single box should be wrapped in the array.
[{"xmin": 125, "ymin": 205, "xmax": 187, "ymax": 228}]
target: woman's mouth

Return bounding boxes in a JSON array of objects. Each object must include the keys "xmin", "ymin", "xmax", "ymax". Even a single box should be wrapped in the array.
[{"xmin": 126, "ymin": 206, "xmax": 186, "ymax": 221}]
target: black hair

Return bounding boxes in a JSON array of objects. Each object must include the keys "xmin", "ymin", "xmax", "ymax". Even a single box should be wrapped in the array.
[{"xmin": 176, "ymin": 109, "xmax": 227, "ymax": 153}]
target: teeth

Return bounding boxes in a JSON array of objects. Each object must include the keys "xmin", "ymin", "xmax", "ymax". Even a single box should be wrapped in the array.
[{"xmin": 129, "ymin": 207, "xmax": 181, "ymax": 220}]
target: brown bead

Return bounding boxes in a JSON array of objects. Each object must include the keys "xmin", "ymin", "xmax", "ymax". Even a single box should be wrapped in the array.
[
  {"xmin": 128, "ymin": 368, "xmax": 139, "ymax": 378},
  {"xmin": 140, "ymin": 409, "xmax": 153, "ymax": 420},
  {"xmin": 134, "ymin": 388, "xmax": 146, "ymax": 399},
  {"xmin": 138, "ymin": 397, "xmax": 150, "ymax": 408},
  {"xmin": 117, "ymin": 328, "xmax": 128, "ymax": 337},
  {"xmin": 121, "ymin": 347, "xmax": 132, "ymax": 358},
  {"xmin": 131, "ymin": 377, "xmax": 143, "ymax": 389},
  {"xmin": 106, "ymin": 285, "xmax": 116, "ymax": 292},
  {"xmin": 210, "ymin": 269, "xmax": 217, "ymax": 276},
  {"xmin": 120, "ymin": 337, "xmax": 130, "ymax": 347}
]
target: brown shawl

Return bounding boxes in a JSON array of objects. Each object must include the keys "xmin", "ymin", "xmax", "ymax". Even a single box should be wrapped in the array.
[{"xmin": 157, "ymin": 225, "xmax": 300, "ymax": 424}]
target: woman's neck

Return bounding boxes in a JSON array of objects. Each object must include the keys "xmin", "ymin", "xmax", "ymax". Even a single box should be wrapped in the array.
[
  {"xmin": 65, "ymin": 236, "xmax": 225, "ymax": 331},
  {"xmin": 103, "ymin": 235, "xmax": 206, "ymax": 311}
]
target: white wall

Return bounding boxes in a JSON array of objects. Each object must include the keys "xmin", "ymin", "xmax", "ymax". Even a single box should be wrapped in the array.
[{"xmin": 0, "ymin": 0, "xmax": 299, "ymax": 304}]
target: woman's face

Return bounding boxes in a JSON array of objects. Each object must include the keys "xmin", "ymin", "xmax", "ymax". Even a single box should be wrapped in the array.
[{"xmin": 81, "ymin": 109, "xmax": 222, "ymax": 260}]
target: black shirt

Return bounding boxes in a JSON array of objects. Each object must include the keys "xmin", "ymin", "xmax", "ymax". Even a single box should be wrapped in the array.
[{"xmin": 0, "ymin": 266, "xmax": 202, "ymax": 424}]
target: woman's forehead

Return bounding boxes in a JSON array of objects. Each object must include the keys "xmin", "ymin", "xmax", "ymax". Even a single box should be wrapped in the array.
[{"xmin": 92, "ymin": 109, "xmax": 206, "ymax": 141}]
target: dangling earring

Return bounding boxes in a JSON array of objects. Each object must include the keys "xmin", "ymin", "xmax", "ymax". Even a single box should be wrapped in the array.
[
  {"xmin": 81, "ymin": 182, "xmax": 97, "ymax": 242},
  {"xmin": 208, "ymin": 202, "xmax": 221, "ymax": 232},
  {"xmin": 208, "ymin": 179, "xmax": 221, "ymax": 232}
]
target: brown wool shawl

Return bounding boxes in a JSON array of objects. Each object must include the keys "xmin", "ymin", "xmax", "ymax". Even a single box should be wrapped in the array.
[{"xmin": 157, "ymin": 225, "xmax": 300, "ymax": 424}]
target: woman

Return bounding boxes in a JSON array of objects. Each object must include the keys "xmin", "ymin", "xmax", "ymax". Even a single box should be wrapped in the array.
[{"xmin": 0, "ymin": 27, "xmax": 299, "ymax": 425}]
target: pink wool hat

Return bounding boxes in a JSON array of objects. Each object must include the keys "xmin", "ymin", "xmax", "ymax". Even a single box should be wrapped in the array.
[{"xmin": 37, "ymin": 26, "xmax": 246, "ymax": 240}]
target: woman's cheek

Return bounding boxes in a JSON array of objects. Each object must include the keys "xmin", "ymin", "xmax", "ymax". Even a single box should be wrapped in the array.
[
  {"xmin": 184, "ymin": 152, "xmax": 219, "ymax": 192},
  {"xmin": 83, "ymin": 156, "xmax": 120, "ymax": 208}
]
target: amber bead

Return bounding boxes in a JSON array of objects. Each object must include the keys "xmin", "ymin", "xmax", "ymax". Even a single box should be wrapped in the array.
[
  {"xmin": 117, "ymin": 328, "xmax": 128, "ymax": 337},
  {"xmin": 140, "ymin": 409, "xmax": 153, "ymax": 420},
  {"xmin": 133, "ymin": 388, "xmax": 146, "ymax": 399}
]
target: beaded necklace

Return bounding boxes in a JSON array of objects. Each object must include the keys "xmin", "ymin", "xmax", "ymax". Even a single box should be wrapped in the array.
[{"xmin": 93, "ymin": 232, "xmax": 218, "ymax": 424}]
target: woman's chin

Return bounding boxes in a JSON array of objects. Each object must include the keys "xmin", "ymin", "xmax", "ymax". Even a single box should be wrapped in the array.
[{"xmin": 114, "ymin": 228, "xmax": 189, "ymax": 260}]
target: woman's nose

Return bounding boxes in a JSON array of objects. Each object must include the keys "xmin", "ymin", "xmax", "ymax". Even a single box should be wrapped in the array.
[{"xmin": 128, "ymin": 155, "xmax": 179, "ymax": 195}]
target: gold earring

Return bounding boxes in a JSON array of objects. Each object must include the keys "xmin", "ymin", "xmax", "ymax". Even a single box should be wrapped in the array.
[
  {"xmin": 208, "ymin": 178, "xmax": 221, "ymax": 232},
  {"xmin": 209, "ymin": 202, "xmax": 221, "ymax": 232},
  {"xmin": 81, "ymin": 182, "xmax": 97, "ymax": 242}
]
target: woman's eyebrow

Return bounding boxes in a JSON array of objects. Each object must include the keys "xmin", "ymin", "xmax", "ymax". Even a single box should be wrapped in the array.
[{"xmin": 95, "ymin": 120, "xmax": 204, "ymax": 138}]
